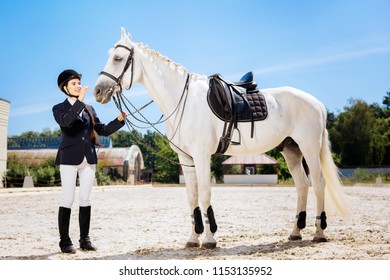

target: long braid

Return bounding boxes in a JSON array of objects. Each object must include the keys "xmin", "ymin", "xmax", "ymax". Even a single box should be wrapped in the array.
[
  {"xmin": 84, "ymin": 106, "xmax": 100, "ymax": 146},
  {"xmin": 63, "ymin": 82, "xmax": 100, "ymax": 146}
]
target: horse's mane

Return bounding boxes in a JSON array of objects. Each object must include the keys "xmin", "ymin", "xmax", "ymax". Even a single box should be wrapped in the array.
[{"xmin": 136, "ymin": 42, "xmax": 189, "ymax": 76}]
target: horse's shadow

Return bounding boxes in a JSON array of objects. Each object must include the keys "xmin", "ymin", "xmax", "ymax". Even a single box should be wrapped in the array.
[
  {"xmin": 0, "ymin": 240, "xmax": 316, "ymax": 260},
  {"xmin": 95, "ymin": 239, "xmax": 316, "ymax": 260}
]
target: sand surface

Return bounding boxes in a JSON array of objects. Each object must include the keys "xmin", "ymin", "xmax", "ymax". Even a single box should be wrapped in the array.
[{"xmin": 0, "ymin": 184, "xmax": 389, "ymax": 260}]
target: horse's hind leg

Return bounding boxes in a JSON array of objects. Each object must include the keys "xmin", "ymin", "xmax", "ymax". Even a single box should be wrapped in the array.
[
  {"xmin": 281, "ymin": 142, "xmax": 311, "ymax": 241},
  {"xmin": 302, "ymin": 154, "xmax": 327, "ymax": 242}
]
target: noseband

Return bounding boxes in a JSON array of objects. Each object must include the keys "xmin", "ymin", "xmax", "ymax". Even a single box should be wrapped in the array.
[{"xmin": 99, "ymin": 44, "xmax": 134, "ymax": 94}]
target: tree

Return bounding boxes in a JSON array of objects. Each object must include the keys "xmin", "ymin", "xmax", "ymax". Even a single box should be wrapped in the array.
[
  {"xmin": 211, "ymin": 154, "xmax": 228, "ymax": 182},
  {"xmin": 111, "ymin": 130, "xmax": 142, "ymax": 147},
  {"xmin": 152, "ymin": 134, "xmax": 179, "ymax": 183},
  {"xmin": 266, "ymin": 149, "xmax": 291, "ymax": 180},
  {"xmin": 142, "ymin": 130, "xmax": 158, "ymax": 169},
  {"xmin": 329, "ymin": 99, "xmax": 385, "ymax": 166},
  {"xmin": 383, "ymin": 90, "xmax": 390, "ymax": 110}
]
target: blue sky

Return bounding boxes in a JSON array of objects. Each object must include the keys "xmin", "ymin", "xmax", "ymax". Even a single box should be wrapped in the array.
[{"xmin": 1, "ymin": 0, "xmax": 389, "ymax": 136}]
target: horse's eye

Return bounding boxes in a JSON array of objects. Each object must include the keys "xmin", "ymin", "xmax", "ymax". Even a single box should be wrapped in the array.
[{"xmin": 114, "ymin": 56, "xmax": 123, "ymax": 62}]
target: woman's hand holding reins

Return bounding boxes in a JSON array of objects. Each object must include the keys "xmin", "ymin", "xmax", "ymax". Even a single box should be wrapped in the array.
[{"xmin": 117, "ymin": 111, "xmax": 128, "ymax": 121}]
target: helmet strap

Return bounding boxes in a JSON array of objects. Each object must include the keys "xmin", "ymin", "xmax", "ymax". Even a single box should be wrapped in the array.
[{"xmin": 64, "ymin": 86, "xmax": 79, "ymax": 99}]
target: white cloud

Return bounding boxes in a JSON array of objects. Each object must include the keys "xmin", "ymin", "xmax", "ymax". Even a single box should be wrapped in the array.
[
  {"xmin": 10, "ymin": 104, "xmax": 51, "ymax": 117},
  {"xmin": 252, "ymin": 45, "xmax": 390, "ymax": 75}
]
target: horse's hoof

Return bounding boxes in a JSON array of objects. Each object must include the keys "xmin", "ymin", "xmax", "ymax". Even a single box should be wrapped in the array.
[
  {"xmin": 201, "ymin": 242, "xmax": 217, "ymax": 249},
  {"xmin": 185, "ymin": 242, "xmax": 200, "ymax": 248},
  {"xmin": 288, "ymin": 235, "xmax": 302, "ymax": 241},
  {"xmin": 312, "ymin": 236, "xmax": 327, "ymax": 243}
]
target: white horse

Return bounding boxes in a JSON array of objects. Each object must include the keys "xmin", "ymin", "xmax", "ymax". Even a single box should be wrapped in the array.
[{"xmin": 94, "ymin": 27, "xmax": 348, "ymax": 249}]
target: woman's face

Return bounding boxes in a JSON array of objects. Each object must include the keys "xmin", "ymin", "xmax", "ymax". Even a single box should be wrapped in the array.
[{"xmin": 64, "ymin": 78, "xmax": 81, "ymax": 97}]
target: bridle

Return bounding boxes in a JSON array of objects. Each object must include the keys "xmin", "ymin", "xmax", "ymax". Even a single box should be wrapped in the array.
[
  {"xmin": 98, "ymin": 43, "xmax": 195, "ymax": 167},
  {"xmin": 99, "ymin": 44, "xmax": 135, "ymax": 94}
]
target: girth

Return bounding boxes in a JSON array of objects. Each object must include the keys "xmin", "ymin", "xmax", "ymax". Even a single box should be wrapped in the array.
[{"xmin": 207, "ymin": 72, "xmax": 268, "ymax": 154}]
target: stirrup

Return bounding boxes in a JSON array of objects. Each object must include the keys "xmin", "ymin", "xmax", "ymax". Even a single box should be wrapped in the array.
[{"xmin": 231, "ymin": 128, "xmax": 241, "ymax": 145}]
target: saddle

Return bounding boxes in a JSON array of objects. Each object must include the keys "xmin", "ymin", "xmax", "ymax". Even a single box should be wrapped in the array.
[{"xmin": 207, "ymin": 72, "xmax": 268, "ymax": 154}]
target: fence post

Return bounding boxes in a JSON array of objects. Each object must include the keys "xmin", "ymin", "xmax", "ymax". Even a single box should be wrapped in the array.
[
  {"xmin": 376, "ymin": 176, "xmax": 382, "ymax": 186},
  {"xmin": 23, "ymin": 176, "xmax": 34, "ymax": 188}
]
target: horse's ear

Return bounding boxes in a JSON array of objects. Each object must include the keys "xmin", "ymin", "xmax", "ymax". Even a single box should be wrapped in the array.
[
  {"xmin": 120, "ymin": 27, "xmax": 132, "ymax": 41},
  {"xmin": 121, "ymin": 27, "xmax": 126, "ymax": 38}
]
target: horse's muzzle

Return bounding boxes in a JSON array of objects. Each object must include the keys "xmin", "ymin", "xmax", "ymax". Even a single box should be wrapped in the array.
[{"xmin": 93, "ymin": 86, "xmax": 111, "ymax": 104}]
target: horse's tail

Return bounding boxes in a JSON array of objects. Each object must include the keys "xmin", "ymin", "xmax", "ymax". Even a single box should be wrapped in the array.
[{"xmin": 320, "ymin": 125, "xmax": 349, "ymax": 217}]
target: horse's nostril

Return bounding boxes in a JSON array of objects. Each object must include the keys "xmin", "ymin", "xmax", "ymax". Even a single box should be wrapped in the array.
[{"xmin": 94, "ymin": 88, "xmax": 101, "ymax": 96}]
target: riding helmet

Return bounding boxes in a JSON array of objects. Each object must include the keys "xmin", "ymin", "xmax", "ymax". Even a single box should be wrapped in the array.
[{"xmin": 57, "ymin": 69, "xmax": 82, "ymax": 93}]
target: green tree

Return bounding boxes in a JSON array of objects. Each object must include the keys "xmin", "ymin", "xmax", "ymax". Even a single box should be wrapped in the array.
[
  {"xmin": 111, "ymin": 130, "xmax": 142, "ymax": 147},
  {"xmin": 211, "ymin": 154, "xmax": 228, "ymax": 183},
  {"xmin": 31, "ymin": 157, "xmax": 60, "ymax": 187},
  {"xmin": 4, "ymin": 156, "xmax": 29, "ymax": 187},
  {"xmin": 266, "ymin": 149, "xmax": 291, "ymax": 181},
  {"xmin": 329, "ymin": 99, "xmax": 384, "ymax": 166},
  {"xmin": 383, "ymin": 90, "xmax": 390, "ymax": 110},
  {"xmin": 152, "ymin": 134, "xmax": 179, "ymax": 183},
  {"xmin": 142, "ymin": 130, "xmax": 158, "ymax": 169}
]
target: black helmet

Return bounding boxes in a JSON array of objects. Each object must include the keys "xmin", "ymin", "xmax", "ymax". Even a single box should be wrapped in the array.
[{"xmin": 57, "ymin": 69, "xmax": 82, "ymax": 93}]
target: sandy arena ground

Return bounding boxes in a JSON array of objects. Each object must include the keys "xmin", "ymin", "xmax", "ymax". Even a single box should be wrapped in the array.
[{"xmin": 0, "ymin": 184, "xmax": 389, "ymax": 260}]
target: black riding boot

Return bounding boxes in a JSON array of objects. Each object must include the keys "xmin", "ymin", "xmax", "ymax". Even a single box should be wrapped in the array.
[
  {"xmin": 58, "ymin": 207, "xmax": 76, "ymax": 254},
  {"xmin": 79, "ymin": 206, "xmax": 97, "ymax": 251}
]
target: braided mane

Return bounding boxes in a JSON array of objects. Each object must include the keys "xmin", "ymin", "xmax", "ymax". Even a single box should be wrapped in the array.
[{"xmin": 136, "ymin": 43, "xmax": 188, "ymax": 76}]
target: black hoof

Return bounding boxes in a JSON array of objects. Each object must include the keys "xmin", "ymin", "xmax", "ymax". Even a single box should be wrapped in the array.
[
  {"xmin": 201, "ymin": 242, "xmax": 217, "ymax": 249},
  {"xmin": 312, "ymin": 236, "xmax": 328, "ymax": 243},
  {"xmin": 185, "ymin": 242, "xmax": 200, "ymax": 248},
  {"xmin": 288, "ymin": 235, "xmax": 302, "ymax": 241}
]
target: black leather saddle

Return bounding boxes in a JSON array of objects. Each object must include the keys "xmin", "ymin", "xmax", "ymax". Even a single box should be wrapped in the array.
[{"xmin": 207, "ymin": 72, "xmax": 268, "ymax": 154}]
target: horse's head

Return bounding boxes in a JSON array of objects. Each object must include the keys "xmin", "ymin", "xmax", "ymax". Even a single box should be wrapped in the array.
[{"xmin": 94, "ymin": 27, "xmax": 135, "ymax": 104}]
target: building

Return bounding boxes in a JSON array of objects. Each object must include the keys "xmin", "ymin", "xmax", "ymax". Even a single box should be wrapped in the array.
[
  {"xmin": 97, "ymin": 145, "xmax": 144, "ymax": 184},
  {"xmin": 7, "ymin": 145, "xmax": 145, "ymax": 185},
  {"xmin": 0, "ymin": 98, "xmax": 10, "ymax": 185},
  {"xmin": 179, "ymin": 153, "xmax": 279, "ymax": 185},
  {"xmin": 222, "ymin": 153, "xmax": 279, "ymax": 184}
]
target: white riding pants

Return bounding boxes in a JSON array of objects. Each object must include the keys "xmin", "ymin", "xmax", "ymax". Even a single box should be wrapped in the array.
[{"xmin": 59, "ymin": 158, "xmax": 96, "ymax": 208}]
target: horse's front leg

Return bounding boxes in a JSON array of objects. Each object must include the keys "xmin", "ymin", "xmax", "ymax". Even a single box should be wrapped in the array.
[
  {"xmin": 179, "ymin": 156, "xmax": 202, "ymax": 248},
  {"xmin": 196, "ymin": 156, "xmax": 217, "ymax": 249}
]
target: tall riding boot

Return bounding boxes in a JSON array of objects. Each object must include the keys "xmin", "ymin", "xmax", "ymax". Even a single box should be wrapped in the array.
[
  {"xmin": 79, "ymin": 206, "xmax": 97, "ymax": 251},
  {"xmin": 58, "ymin": 206, "xmax": 76, "ymax": 254}
]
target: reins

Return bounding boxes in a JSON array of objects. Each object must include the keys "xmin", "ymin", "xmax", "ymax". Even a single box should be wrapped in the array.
[{"xmin": 100, "ymin": 44, "xmax": 195, "ymax": 168}]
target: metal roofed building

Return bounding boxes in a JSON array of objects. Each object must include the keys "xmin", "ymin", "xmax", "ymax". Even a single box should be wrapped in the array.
[{"xmin": 7, "ymin": 145, "xmax": 145, "ymax": 185}]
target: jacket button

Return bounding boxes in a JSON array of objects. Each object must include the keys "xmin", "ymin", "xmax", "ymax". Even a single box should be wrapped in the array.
[{"xmin": 82, "ymin": 137, "xmax": 85, "ymax": 140}]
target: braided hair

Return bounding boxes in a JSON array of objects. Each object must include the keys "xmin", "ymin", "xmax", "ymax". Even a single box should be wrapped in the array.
[
  {"xmin": 83, "ymin": 105, "xmax": 100, "ymax": 147},
  {"xmin": 63, "ymin": 81, "xmax": 100, "ymax": 147}
]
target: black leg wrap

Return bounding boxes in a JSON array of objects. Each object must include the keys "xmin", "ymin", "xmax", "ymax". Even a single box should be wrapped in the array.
[
  {"xmin": 206, "ymin": 206, "xmax": 218, "ymax": 233},
  {"xmin": 193, "ymin": 207, "xmax": 204, "ymax": 234},
  {"xmin": 319, "ymin": 211, "xmax": 327, "ymax": 230},
  {"xmin": 297, "ymin": 211, "xmax": 306, "ymax": 229}
]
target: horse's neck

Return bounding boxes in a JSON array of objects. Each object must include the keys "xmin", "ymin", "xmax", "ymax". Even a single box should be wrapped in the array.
[{"xmin": 134, "ymin": 44, "xmax": 188, "ymax": 117}]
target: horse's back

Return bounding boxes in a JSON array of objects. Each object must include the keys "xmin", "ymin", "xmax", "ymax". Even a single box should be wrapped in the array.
[{"xmin": 263, "ymin": 86, "xmax": 326, "ymax": 119}]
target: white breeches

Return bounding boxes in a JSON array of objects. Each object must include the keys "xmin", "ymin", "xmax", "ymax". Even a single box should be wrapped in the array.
[{"xmin": 60, "ymin": 159, "xmax": 96, "ymax": 208}]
